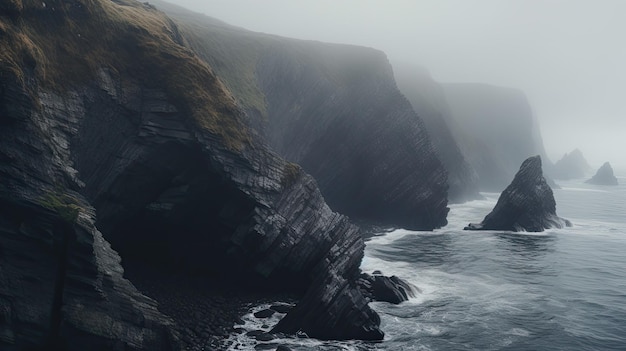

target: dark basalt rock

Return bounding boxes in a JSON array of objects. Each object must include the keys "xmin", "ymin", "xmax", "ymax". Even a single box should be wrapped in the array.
[
  {"xmin": 464, "ymin": 156, "xmax": 571, "ymax": 232},
  {"xmin": 254, "ymin": 309, "xmax": 276, "ymax": 319},
  {"xmin": 586, "ymin": 162, "xmax": 618, "ymax": 186},
  {"xmin": 0, "ymin": 0, "xmax": 384, "ymax": 348},
  {"xmin": 357, "ymin": 273, "xmax": 418, "ymax": 304},
  {"xmin": 269, "ymin": 303, "xmax": 293, "ymax": 314}
]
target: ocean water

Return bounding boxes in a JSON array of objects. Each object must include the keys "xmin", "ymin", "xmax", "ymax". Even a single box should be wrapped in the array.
[{"xmin": 228, "ymin": 176, "xmax": 626, "ymax": 350}]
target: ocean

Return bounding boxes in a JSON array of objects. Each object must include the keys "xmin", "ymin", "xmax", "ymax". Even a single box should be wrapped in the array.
[{"xmin": 228, "ymin": 175, "xmax": 626, "ymax": 350}]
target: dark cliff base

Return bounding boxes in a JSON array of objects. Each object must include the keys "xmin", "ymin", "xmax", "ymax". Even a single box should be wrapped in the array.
[
  {"xmin": 123, "ymin": 260, "xmax": 298, "ymax": 350},
  {"xmin": 0, "ymin": 1, "xmax": 387, "ymax": 348}
]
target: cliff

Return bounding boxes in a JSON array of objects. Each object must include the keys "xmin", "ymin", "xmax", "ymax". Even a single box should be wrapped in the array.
[
  {"xmin": 152, "ymin": 0, "xmax": 449, "ymax": 230},
  {"xmin": 443, "ymin": 83, "xmax": 553, "ymax": 192},
  {"xmin": 586, "ymin": 162, "xmax": 618, "ymax": 186},
  {"xmin": 552, "ymin": 149, "xmax": 592, "ymax": 180},
  {"xmin": 393, "ymin": 62, "xmax": 480, "ymax": 202},
  {"xmin": 464, "ymin": 156, "xmax": 571, "ymax": 232},
  {"xmin": 0, "ymin": 0, "xmax": 386, "ymax": 348}
]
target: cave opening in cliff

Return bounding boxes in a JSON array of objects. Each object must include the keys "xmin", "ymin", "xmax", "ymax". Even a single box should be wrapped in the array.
[{"xmin": 91, "ymin": 142, "xmax": 279, "ymax": 292}]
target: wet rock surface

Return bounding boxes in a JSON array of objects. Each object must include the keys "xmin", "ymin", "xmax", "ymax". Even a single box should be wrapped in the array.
[
  {"xmin": 464, "ymin": 156, "xmax": 571, "ymax": 232},
  {"xmin": 357, "ymin": 273, "xmax": 418, "ymax": 304}
]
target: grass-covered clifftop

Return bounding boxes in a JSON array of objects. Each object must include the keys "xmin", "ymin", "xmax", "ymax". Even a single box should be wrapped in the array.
[{"xmin": 0, "ymin": 0, "xmax": 249, "ymax": 150}]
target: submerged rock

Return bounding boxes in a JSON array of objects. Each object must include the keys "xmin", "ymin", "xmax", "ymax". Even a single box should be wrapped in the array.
[
  {"xmin": 586, "ymin": 162, "xmax": 618, "ymax": 186},
  {"xmin": 464, "ymin": 156, "xmax": 571, "ymax": 232}
]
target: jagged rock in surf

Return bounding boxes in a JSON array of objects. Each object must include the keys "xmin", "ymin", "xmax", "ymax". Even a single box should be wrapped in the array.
[
  {"xmin": 464, "ymin": 156, "xmax": 571, "ymax": 232},
  {"xmin": 586, "ymin": 162, "xmax": 618, "ymax": 186},
  {"xmin": 357, "ymin": 273, "xmax": 418, "ymax": 304}
]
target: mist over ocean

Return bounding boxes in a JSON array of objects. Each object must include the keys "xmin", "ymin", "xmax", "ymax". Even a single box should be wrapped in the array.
[{"xmin": 229, "ymin": 175, "xmax": 626, "ymax": 350}]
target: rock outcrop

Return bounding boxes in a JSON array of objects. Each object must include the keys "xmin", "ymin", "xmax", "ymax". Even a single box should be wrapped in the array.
[
  {"xmin": 0, "ymin": 0, "xmax": 386, "ymax": 348},
  {"xmin": 552, "ymin": 149, "xmax": 592, "ymax": 180},
  {"xmin": 443, "ymin": 83, "xmax": 554, "ymax": 192},
  {"xmin": 152, "ymin": 0, "xmax": 449, "ymax": 230},
  {"xmin": 393, "ymin": 62, "xmax": 480, "ymax": 202},
  {"xmin": 357, "ymin": 272, "xmax": 418, "ymax": 304},
  {"xmin": 586, "ymin": 162, "xmax": 619, "ymax": 186},
  {"xmin": 464, "ymin": 156, "xmax": 571, "ymax": 232}
]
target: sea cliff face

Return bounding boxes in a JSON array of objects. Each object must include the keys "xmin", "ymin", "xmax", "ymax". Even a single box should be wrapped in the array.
[
  {"xmin": 393, "ymin": 62, "xmax": 480, "ymax": 202},
  {"xmin": 154, "ymin": 1, "xmax": 450, "ymax": 230},
  {"xmin": 0, "ymin": 1, "xmax": 385, "ymax": 348},
  {"xmin": 443, "ymin": 83, "xmax": 553, "ymax": 192}
]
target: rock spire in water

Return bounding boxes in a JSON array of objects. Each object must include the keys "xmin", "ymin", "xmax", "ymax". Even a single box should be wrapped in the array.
[
  {"xmin": 586, "ymin": 162, "xmax": 618, "ymax": 186},
  {"xmin": 464, "ymin": 155, "xmax": 571, "ymax": 232}
]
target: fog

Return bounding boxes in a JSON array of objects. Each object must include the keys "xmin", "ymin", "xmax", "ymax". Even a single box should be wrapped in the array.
[{"xmin": 171, "ymin": 0, "xmax": 626, "ymax": 171}]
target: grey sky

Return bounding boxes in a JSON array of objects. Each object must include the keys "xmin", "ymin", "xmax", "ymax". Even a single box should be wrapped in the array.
[{"xmin": 171, "ymin": 0, "xmax": 626, "ymax": 170}]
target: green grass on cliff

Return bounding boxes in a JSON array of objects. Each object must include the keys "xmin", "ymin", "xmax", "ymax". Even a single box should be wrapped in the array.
[
  {"xmin": 38, "ymin": 190, "xmax": 81, "ymax": 223},
  {"xmin": 0, "ymin": 0, "xmax": 250, "ymax": 151},
  {"xmin": 151, "ymin": 1, "xmax": 269, "ymax": 119}
]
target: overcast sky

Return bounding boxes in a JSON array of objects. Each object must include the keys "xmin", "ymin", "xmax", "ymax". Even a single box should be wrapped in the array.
[{"xmin": 172, "ymin": 0, "xmax": 625, "ymax": 170}]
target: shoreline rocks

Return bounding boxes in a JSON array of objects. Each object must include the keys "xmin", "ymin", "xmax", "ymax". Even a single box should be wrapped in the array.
[{"xmin": 357, "ymin": 273, "xmax": 419, "ymax": 304}]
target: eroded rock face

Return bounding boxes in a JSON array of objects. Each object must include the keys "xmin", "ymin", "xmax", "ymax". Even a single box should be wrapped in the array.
[
  {"xmin": 0, "ymin": 80, "xmax": 179, "ymax": 350},
  {"xmin": 393, "ymin": 62, "xmax": 480, "ymax": 203},
  {"xmin": 464, "ymin": 156, "xmax": 571, "ymax": 232},
  {"xmin": 0, "ymin": 0, "xmax": 385, "ymax": 348},
  {"xmin": 586, "ymin": 162, "xmax": 618, "ymax": 186},
  {"xmin": 152, "ymin": 1, "xmax": 450, "ymax": 230}
]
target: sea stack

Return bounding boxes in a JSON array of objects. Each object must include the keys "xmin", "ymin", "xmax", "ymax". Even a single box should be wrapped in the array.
[
  {"xmin": 586, "ymin": 162, "xmax": 618, "ymax": 186},
  {"xmin": 551, "ymin": 148, "xmax": 592, "ymax": 180},
  {"xmin": 465, "ymin": 156, "xmax": 571, "ymax": 232}
]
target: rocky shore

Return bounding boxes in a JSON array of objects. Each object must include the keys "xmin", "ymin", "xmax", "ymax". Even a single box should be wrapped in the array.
[
  {"xmin": 0, "ymin": 1, "xmax": 400, "ymax": 348},
  {"xmin": 123, "ymin": 260, "xmax": 298, "ymax": 350}
]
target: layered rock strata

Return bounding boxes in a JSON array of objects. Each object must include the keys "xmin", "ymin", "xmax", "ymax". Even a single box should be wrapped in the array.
[
  {"xmin": 464, "ymin": 156, "xmax": 571, "ymax": 232},
  {"xmin": 393, "ymin": 62, "xmax": 480, "ymax": 202},
  {"xmin": 0, "ymin": 0, "xmax": 386, "ymax": 348},
  {"xmin": 152, "ymin": 0, "xmax": 449, "ymax": 230},
  {"xmin": 586, "ymin": 162, "xmax": 618, "ymax": 186}
]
